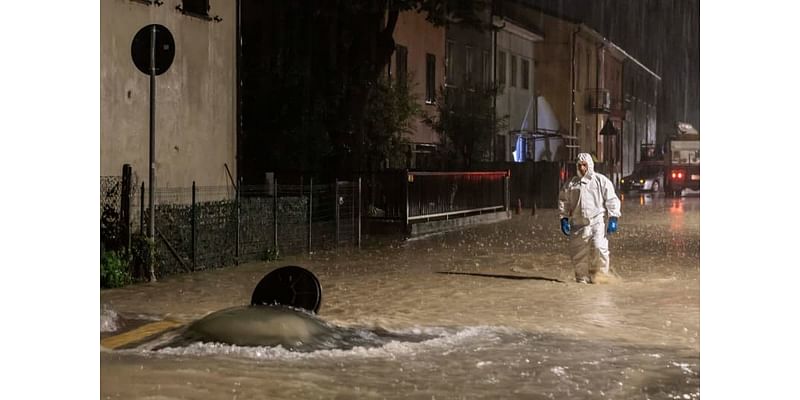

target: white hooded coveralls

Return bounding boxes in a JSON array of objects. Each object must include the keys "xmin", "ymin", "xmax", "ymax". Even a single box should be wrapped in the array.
[{"xmin": 558, "ymin": 153, "xmax": 621, "ymax": 280}]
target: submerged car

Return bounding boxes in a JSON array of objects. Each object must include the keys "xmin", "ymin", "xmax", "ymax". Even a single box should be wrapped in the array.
[{"xmin": 621, "ymin": 164, "xmax": 665, "ymax": 193}]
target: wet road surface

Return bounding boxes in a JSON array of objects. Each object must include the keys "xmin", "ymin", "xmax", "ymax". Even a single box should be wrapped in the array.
[{"xmin": 101, "ymin": 193, "xmax": 699, "ymax": 399}]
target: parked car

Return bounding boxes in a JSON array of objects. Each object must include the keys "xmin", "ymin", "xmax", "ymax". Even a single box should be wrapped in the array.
[{"xmin": 621, "ymin": 164, "xmax": 665, "ymax": 193}]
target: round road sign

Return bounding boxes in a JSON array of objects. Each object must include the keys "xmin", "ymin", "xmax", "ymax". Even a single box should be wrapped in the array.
[{"xmin": 131, "ymin": 24, "xmax": 175, "ymax": 76}]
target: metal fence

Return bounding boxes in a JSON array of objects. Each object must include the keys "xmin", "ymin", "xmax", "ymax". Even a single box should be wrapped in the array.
[
  {"xmin": 361, "ymin": 170, "xmax": 510, "ymax": 235},
  {"xmin": 101, "ymin": 171, "xmax": 361, "ymax": 280},
  {"xmin": 406, "ymin": 171, "xmax": 509, "ymax": 223}
]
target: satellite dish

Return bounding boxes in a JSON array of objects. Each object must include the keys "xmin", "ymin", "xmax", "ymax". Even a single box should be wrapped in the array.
[{"xmin": 131, "ymin": 24, "xmax": 175, "ymax": 76}]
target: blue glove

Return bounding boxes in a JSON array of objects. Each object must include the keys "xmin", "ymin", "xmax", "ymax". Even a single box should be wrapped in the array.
[
  {"xmin": 607, "ymin": 216, "xmax": 618, "ymax": 234},
  {"xmin": 560, "ymin": 218, "xmax": 570, "ymax": 236}
]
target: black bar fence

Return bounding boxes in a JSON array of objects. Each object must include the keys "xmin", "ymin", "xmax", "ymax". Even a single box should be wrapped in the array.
[
  {"xmin": 101, "ymin": 172, "xmax": 361, "ymax": 281},
  {"xmin": 406, "ymin": 171, "xmax": 509, "ymax": 223},
  {"xmin": 360, "ymin": 170, "xmax": 511, "ymax": 236}
]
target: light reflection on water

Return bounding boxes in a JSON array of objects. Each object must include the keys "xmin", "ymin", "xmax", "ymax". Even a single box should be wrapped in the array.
[{"xmin": 101, "ymin": 196, "xmax": 699, "ymax": 399}]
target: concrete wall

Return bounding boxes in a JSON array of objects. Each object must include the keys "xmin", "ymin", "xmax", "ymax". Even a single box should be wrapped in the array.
[{"xmin": 100, "ymin": 0, "xmax": 236, "ymax": 192}]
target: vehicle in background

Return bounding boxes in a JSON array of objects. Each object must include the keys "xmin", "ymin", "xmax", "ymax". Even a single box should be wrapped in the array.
[
  {"xmin": 620, "ymin": 162, "xmax": 665, "ymax": 193},
  {"xmin": 665, "ymin": 122, "xmax": 700, "ymax": 196}
]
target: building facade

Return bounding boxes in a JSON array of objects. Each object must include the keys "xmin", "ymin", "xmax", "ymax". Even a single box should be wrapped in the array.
[
  {"xmin": 443, "ymin": 8, "xmax": 494, "ymax": 163},
  {"xmin": 391, "ymin": 11, "xmax": 446, "ymax": 169},
  {"xmin": 100, "ymin": 0, "xmax": 237, "ymax": 191},
  {"xmin": 622, "ymin": 61, "xmax": 659, "ymax": 176},
  {"xmin": 492, "ymin": 16, "xmax": 559, "ymax": 163},
  {"xmin": 502, "ymin": 2, "xmax": 659, "ymax": 184}
]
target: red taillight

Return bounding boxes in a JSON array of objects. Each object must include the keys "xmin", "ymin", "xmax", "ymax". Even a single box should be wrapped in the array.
[
  {"xmin": 672, "ymin": 170, "xmax": 684, "ymax": 179},
  {"xmin": 671, "ymin": 171, "xmax": 676, "ymax": 178},
  {"xmin": 678, "ymin": 172, "xmax": 683, "ymax": 179}
]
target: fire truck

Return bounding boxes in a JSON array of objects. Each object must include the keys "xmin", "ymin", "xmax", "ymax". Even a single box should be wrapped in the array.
[{"xmin": 665, "ymin": 122, "xmax": 700, "ymax": 196}]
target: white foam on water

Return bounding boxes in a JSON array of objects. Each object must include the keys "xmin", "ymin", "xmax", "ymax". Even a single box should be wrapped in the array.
[
  {"xmin": 151, "ymin": 325, "xmax": 518, "ymax": 361},
  {"xmin": 101, "ymin": 306, "xmax": 119, "ymax": 332}
]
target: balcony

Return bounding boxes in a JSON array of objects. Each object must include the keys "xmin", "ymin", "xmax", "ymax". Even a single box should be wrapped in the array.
[{"xmin": 586, "ymin": 88, "xmax": 611, "ymax": 114}]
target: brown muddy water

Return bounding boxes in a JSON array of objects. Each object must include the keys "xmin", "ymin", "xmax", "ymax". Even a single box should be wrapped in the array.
[{"xmin": 101, "ymin": 194, "xmax": 699, "ymax": 399}]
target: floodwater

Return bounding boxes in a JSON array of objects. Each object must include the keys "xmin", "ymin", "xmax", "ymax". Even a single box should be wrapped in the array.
[{"xmin": 101, "ymin": 193, "xmax": 699, "ymax": 399}]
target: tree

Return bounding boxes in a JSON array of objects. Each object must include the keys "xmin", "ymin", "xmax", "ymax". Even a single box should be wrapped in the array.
[
  {"xmin": 425, "ymin": 85, "xmax": 508, "ymax": 169},
  {"xmin": 239, "ymin": 0, "xmax": 492, "ymax": 181},
  {"xmin": 362, "ymin": 73, "xmax": 421, "ymax": 170}
]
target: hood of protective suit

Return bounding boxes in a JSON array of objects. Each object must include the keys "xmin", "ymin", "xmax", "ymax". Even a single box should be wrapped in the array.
[{"xmin": 576, "ymin": 153, "xmax": 595, "ymax": 178}]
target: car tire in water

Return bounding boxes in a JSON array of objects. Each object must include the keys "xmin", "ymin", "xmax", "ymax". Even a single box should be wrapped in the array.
[
  {"xmin": 251, "ymin": 265, "xmax": 322, "ymax": 313},
  {"xmin": 652, "ymin": 180, "xmax": 660, "ymax": 192}
]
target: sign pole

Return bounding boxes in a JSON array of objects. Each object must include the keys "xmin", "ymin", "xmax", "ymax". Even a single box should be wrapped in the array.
[
  {"xmin": 131, "ymin": 23, "xmax": 173, "ymax": 282},
  {"xmin": 148, "ymin": 25, "xmax": 157, "ymax": 282}
]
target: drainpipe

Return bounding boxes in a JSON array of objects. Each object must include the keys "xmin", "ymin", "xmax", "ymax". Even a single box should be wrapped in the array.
[
  {"xmin": 570, "ymin": 26, "xmax": 580, "ymax": 160},
  {"xmin": 491, "ymin": 9, "xmax": 497, "ymax": 161},
  {"xmin": 596, "ymin": 43, "xmax": 603, "ymax": 165},
  {"xmin": 532, "ymin": 35, "xmax": 538, "ymax": 140}
]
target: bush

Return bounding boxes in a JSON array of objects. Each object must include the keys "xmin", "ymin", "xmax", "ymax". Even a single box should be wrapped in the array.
[
  {"xmin": 101, "ymin": 250, "xmax": 132, "ymax": 288},
  {"xmin": 263, "ymin": 247, "xmax": 280, "ymax": 261}
]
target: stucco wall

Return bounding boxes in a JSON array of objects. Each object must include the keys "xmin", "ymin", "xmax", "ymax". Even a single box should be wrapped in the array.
[
  {"xmin": 521, "ymin": 10, "xmax": 576, "ymax": 152},
  {"xmin": 495, "ymin": 21, "xmax": 537, "ymax": 162},
  {"xmin": 100, "ymin": 0, "xmax": 236, "ymax": 190},
  {"xmin": 393, "ymin": 11, "xmax": 444, "ymax": 146}
]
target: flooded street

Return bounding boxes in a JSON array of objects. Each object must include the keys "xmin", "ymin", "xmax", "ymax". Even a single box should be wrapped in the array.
[{"xmin": 101, "ymin": 194, "xmax": 699, "ymax": 399}]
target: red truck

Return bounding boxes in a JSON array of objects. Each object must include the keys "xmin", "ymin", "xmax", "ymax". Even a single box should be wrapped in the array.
[{"xmin": 665, "ymin": 122, "xmax": 700, "ymax": 196}]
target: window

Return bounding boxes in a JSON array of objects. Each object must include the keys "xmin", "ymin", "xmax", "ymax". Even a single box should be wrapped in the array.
[
  {"xmin": 395, "ymin": 45, "xmax": 408, "ymax": 84},
  {"xmin": 445, "ymin": 41, "xmax": 454, "ymax": 86},
  {"xmin": 465, "ymin": 46, "xmax": 474, "ymax": 85},
  {"xmin": 521, "ymin": 59, "xmax": 530, "ymax": 90},
  {"xmin": 425, "ymin": 54, "xmax": 436, "ymax": 104},
  {"xmin": 498, "ymin": 51, "xmax": 506, "ymax": 86},
  {"xmin": 510, "ymin": 55, "xmax": 517, "ymax": 88},
  {"xmin": 482, "ymin": 50, "xmax": 491, "ymax": 88},
  {"xmin": 181, "ymin": 0, "xmax": 209, "ymax": 17}
]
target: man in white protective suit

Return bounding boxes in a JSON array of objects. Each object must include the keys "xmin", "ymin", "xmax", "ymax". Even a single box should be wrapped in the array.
[{"xmin": 558, "ymin": 153, "xmax": 621, "ymax": 283}]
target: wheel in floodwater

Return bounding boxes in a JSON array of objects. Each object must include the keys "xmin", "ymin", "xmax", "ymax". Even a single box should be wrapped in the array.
[{"xmin": 251, "ymin": 265, "xmax": 322, "ymax": 313}]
